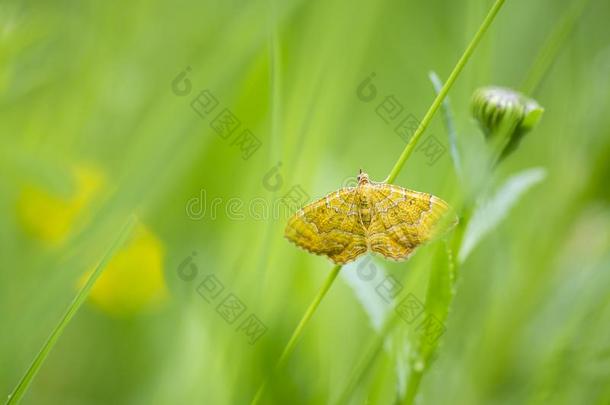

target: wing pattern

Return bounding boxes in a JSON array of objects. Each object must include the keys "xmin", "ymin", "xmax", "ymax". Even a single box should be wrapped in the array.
[
  {"xmin": 367, "ymin": 184, "xmax": 453, "ymax": 260},
  {"xmin": 284, "ymin": 188, "xmax": 368, "ymax": 264},
  {"xmin": 285, "ymin": 180, "xmax": 456, "ymax": 264}
]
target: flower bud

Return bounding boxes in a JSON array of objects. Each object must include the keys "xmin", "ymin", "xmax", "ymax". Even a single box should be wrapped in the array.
[{"xmin": 471, "ymin": 86, "xmax": 543, "ymax": 162}]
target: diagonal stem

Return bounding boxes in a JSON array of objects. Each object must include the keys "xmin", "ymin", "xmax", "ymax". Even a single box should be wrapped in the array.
[
  {"xmin": 340, "ymin": 0, "xmax": 588, "ymax": 401},
  {"xmin": 6, "ymin": 215, "xmax": 137, "ymax": 405},
  {"xmin": 336, "ymin": 0, "xmax": 509, "ymax": 402},
  {"xmin": 253, "ymin": 1, "xmax": 507, "ymax": 403},
  {"xmin": 385, "ymin": 0, "xmax": 506, "ymax": 185},
  {"xmin": 251, "ymin": 264, "xmax": 342, "ymax": 405}
]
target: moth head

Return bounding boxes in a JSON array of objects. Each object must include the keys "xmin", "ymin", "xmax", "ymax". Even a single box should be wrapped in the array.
[{"xmin": 357, "ymin": 170, "xmax": 370, "ymax": 185}]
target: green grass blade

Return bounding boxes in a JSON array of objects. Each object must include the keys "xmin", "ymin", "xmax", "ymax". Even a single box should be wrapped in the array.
[
  {"xmin": 385, "ymin": 0, "xmax": 506, "ymax": 184},
  {"xmin": 252, "ymin": 264, "xmax": 342, "ymax": 405},
  {"xmin": 254, "ymin": 2, "xmax": 507, "ymax": 403},
  {"xmin": 6, "ymin": 215, "xmax": 137, "ymax": 405}
]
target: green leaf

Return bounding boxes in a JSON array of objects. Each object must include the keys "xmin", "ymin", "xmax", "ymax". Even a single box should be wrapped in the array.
[{"xmin": 459, "ymin": 168, "xmax": 547, "ymax": 262}]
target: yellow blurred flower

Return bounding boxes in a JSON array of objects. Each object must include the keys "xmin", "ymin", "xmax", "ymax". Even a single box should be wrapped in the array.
[
  {"xmin": 82, "ymin": 222, "xmax": 168, "ymax": 316},
  {"xmin": 17, "ymin": 163, "xmax": 168, "ymax": 315},
  {"xmin": 17, "ymin": 164, "xmax": 105, "ymax": 244}
]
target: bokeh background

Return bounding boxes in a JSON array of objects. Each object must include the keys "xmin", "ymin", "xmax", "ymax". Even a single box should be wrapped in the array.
[{"xmin": 1, "ymin": 0, "xmax": 610, "ymax": 404}]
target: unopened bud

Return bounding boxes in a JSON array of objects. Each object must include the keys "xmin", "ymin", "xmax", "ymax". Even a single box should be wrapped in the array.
[{"xmin": 472, "ymin": 86, "xmax": 543, "ymax": 162}]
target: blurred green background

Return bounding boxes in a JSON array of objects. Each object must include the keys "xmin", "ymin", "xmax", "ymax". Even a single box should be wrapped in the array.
[{"xmin": 1, "ymin": 0, "xmax": 610, "ymax": 404}]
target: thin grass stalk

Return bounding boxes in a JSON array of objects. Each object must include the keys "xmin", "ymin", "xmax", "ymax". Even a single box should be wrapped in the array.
[
  {"xmin": 385, "ymin": 0, "xmax": 506, "ymax": 184},
  {"xmin": 252, "ymin": 264, "xmax": 342, "ymax": 404},
  {"xmin": 341, "ymin": 0, "xmax": 591, "ymax": 401},
  {"xmin": 252, "ymin": 1, "xmax": 507, "ymax": 403},
  {"xmin": 6, "ymin": 215, "xmax": 137, "ymax": 405}
]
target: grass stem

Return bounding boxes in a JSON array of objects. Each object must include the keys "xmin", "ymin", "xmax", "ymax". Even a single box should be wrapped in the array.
[
  {"xmin": 385, "ymin": 0, "xmax": 506, "ymax": 185},
  {"xmin": 252, "ymin": 264, "xmax": 342, "ymax": 404},
  {"xmin": 6, "ymin": 215, "xmax": 137, "ymax": 405},
  {"xmin": 336, "ymin": 1, "xmax": 508, "ymax": 402},
  {"xmin": 255, "ymin": 1, "xmax": 507, "ymax": 403}
]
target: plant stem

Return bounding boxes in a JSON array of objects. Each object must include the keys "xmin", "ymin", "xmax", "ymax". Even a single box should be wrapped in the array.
[
  {"xmin": 336, "ymin": 1, "xmax": 508, "ymax": 402},
  {"xmin": 277, "ymin": 264, "xmax": 342, "ymax": 368},
  {"xmin": 6, "ymin": 215, "xmax": 136, "ymax": 405},
  {"xmin": 385, "ymin": 0, "xmax": 506, "ymax": 185},
  {"xmin": 403, "ymin": 369, "xmax": 424, "ymax": 405},
  {"xmin": 256, "ymin": 1, "xmax": 507, "ymax": 403},
  {"xmin": 397, "ymin": 2, "xmax": 509, "ymax": 399},
  {"xmin": 252, "ymin": 264, "xmax": 342, "ymax": 405}
]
